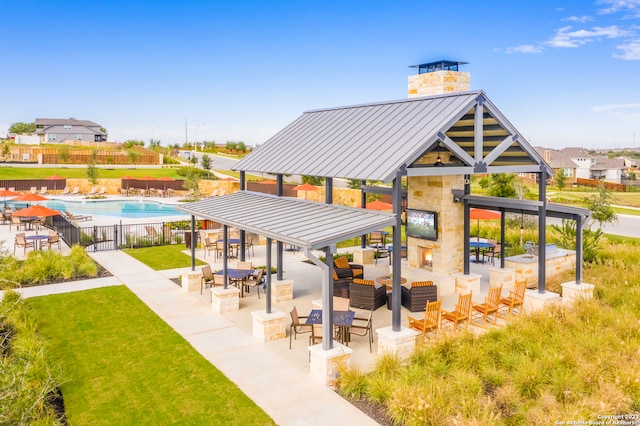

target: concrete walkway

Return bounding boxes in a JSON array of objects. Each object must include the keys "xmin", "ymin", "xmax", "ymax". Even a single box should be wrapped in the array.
[{"xmin": 10, "ymin": 250, "xmax": 379, "ymax": 426}]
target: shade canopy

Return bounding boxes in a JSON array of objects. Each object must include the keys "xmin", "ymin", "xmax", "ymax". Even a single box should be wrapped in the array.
[
  {"xmin": 469, "ymin": 208, "xmax": 501, "ymax": 220},
  {"xmin": 13, "ymin": 205, "xmax": 61, "ymax": 217},
  {"xmin": 259, "ymin": 179, "xmax": 277, "ymax": 184},
  {"xmin": 292, "ymin": 183, "xmax": 318, "ymax": 191},
  {"xmin": 156, "ymin": 176, "xmax": 174, "ymax": 181},
  {"xmin": 45, "ymin": 175, "xmax": 65, "ymax": 180},
  {"xmin": 0, "ymin": 189, "xmax": 19, "ymax": 197},
  {"xmin": 365, "ymin": 200, "xmax": 393, "ymax": 211},
  {"xmin": 12, "ymin": 193, "xmax": 49, "ymax": 202}
]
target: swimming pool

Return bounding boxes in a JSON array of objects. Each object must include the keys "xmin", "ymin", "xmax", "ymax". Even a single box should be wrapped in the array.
[{"xmin": 42, "ymin": 199, "xmax": 187, "ymax": 219}]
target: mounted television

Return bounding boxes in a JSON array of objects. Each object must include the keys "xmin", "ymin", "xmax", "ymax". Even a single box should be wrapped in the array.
[{"xmin": 406, "ymin": 209, "xmax": 438, "ymax": 241}]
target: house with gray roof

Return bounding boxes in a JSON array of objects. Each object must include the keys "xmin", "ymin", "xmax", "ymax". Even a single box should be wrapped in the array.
[
  {"xmin": 35, "ymin": 118, "xmax": 107, "ymax": 144},
  {"xmin": 536, "ymin": 147, "xmax": 628, "ymax": 184}
]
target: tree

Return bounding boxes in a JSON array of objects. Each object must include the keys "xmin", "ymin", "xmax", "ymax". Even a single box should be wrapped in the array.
[
  {"xmin": 302, "ymin": 175, "xmax": 324, "ymax": 186},
  {"xmin": 127, "ymin": 148, "xmax": 140, "ymax": 167},
  {"xmin": 123, "ymin": 139, "xmax": 144, "ymax": 148},
  {"xmin": 555, "ymin": 168, "xmax": 567, "ymax": 190},
  {"xmin": 347, "ymin": 179, "xmax": 361, "ymax": 189},
  {"xmin": 1, "ymin": 143, "xmax": 10, "ymax": 162},
  {"xmin": 583, "ymin": 183, "xmax": 617, "ymax": 228},
  {"xmin": 148, "ymin": 139, "xmax": 161, "ymax": 151},
  {"xmin": 8, "ymin": 122, "xmax": 36, "ymax": 134},
  {"xmin": 58, "ymin": 145, "xmax": 70, "ymax": 164},
  {"xmin": 236, "ymin": 141, "xmax": 246, "ymax": 152},
  {"xmin": 512, "ymin": 177, "xmax": 530, "ymax": 200},
  {"xmin": 183, "ymin": 168, "xmax": 202, "ymax": 201},
  {"xmin": 100, "ymin": 127, "xmax": 108, "ymax": 139},
  {"xmin": 200, "ymin": 154, "xmax": 212, "ymax": 177},
  {"xmin": 488, "ymin": 173, "xmax": 517, "ymax": 198},
  {"xmin": 225, "ymin": 141, "xmax": 237, "ymax": 151},
  {"xmin": 550, "ymin": 219, "xmax": 603, "ymax": 263},
  {"xmin": 86, "ymin": 150, "xmax": 99, "ymax": 186}
]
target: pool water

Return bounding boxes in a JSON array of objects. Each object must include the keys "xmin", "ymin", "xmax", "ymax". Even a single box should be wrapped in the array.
[{"xmin": 42, "ymin": 199, "xmax": 186, "ymax": 219}]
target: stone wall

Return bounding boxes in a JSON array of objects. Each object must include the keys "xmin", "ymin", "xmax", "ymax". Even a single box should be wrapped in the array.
[{"xmin": 407, "ymin": 175, "xmax": 465, "ymax": 276}]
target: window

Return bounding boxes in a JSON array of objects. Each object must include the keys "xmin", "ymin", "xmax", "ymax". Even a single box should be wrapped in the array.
[
  {"xmin": 64, "ymin": 125, "xmax": 72, "ymax": 130},
  {"xmin": 77, "ymin": 134, "xmax": 82, "ymax": 140},
  {"xmin": 563, "ymin": 168, "xmax": 573, "ymax": 177},
  {"xmin": 48, "ymin": 134, "xmax": 57, "ymax": 141}
]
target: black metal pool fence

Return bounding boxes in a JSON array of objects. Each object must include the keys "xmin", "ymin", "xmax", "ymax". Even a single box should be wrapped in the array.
[{"xmin": 51, "ymin": 215, "xmax": 196, "ymax": 251}]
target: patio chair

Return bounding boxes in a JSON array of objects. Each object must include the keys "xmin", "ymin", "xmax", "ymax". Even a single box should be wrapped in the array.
[
  {"xmin": 145, "ymin": 226, "xmax": 159, "ymax": 240},
  {"xmin": 407, "ymin": 299, "xmax": 442, "ymax": 343},
  {"xmin": 200, "ymin": 265, "xmax": 223, "ymax": 296},
  {"xmin": 347, "ymin": 310, "xmax": 374, "ymax": 352},
  {"xmin": 14, "ymin": 233, "xmax": 34, "ymax": 255},
  {"xmin": 332, "ymin": 269, "xmax": 352, "ymax": 298},
  {"xmin": 31, "ymin": 216, "xmax": 45, "ymax": 231},
  {"xmin": 309, "ymin": 324, "xmax": 323, "ymax": 347},
  {"xmin": 203, "ymin": 235, "xmax": 219, "ymax": 258},
  {"xmin": 242, "ymin": 269, "xmax": 264, "ymax": 299},
  {"xmin": 401, "ymin": 280, "xmax": 438, "ymax": 312},
  {"xmin": 471, "ymin": 285, "xmax": 502, "ymax": 328},
  {"xmin": 484, "ymin": 242, "xmax": 502, "ymax": 265},
  {"xmin": 441, "ymin": 291, "xmax": 472, "ymax": 332},
  {"xmin": 499, "ymin": 279, "xmax": 526, "ymax": 319},
  {"xmin": 11, "ymin": 215, "xmax": 23, "ymax": 232},
  {"xmin": 210, "ymin": 189, "xmax": 219, "ymax": 197},
  {"xmin": 333, "ymin": 255, "xmax": 363, "ymax": 279},
  {"xmin": 41, "ymin": 231, "xmax": 61, "ymax": 251},
  {"xmin": 245, "ymin": 232, "xmax": 257, "ymax": 258},
  {"xmin": 289, "ymin": 305, "xmax": 312, "ymax": 349},
  {"xmin": 349, "ymin": 278, "xmax": 387, "ymax": 311}
]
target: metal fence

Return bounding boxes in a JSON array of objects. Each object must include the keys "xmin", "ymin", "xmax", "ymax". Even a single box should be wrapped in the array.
[{"xmin": 52, "ymin": 215, "xmax": 194, "ymax": 251}]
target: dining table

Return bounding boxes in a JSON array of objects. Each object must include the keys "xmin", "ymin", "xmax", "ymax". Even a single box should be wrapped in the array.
[
  {"xmin": 305, "ymin": 309, "xmax": 355, "ymax": 344},
  {"xmin": 214, "ymin": 268, "xmax": 256, "ymax": 296},
  {"xmin": 469, "ymin": 241, "xmax": 494, "ymax": 264},
  {"xmin": 216, "ymin": 238, "xmax": 241, "ymax": 258},
  {"xmin": 25, "ymin": 234, "xmax": 49, "ymax": 250}
]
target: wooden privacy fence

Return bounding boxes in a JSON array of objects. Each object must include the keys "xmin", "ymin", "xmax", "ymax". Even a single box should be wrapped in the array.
[{"xmin": 576, "ymin": 178, "xmax": 627, "ymax": 192}]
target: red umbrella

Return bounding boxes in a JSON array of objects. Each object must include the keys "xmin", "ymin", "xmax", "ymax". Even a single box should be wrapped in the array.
[
  {"xmin": 12, "ymin": 193, "xmax": 49, "ymax": 202},
  {"xmin": 469, "ymin": 208, "xmax": 501, "ymax": 241},
  {"xmin": 13, "ymin": 205, "xmax": 61, "ymax": 217},
  {"xmin": 293, "ymin": 183, "xmax": 318, "ymax": 200},
  {"xmin": 0, "ymin": 189, "xmax": 19, "ymax": 208},
  {"xmin": 259, "ymin": 179, "xmax": 277, "ymax": 184},
  {"xmin": 45, "ymin": 175, "xmax": 65, "ymax": 180},
  {"xmin": 365, "ymin": 200, "xmax": 393, "ymax": 211}
]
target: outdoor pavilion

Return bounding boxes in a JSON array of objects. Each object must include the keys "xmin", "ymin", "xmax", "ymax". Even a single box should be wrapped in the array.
[{"xmin": 179, "ymin": 90, "xmax": 590, "ymax": 361}]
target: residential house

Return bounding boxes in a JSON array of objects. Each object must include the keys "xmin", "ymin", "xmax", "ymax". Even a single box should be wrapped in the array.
[
  {"xmin": 535, "ymin": 147, "xmax": 628, "ymax": 184},
  {"xmin": 35, "ymin": 118, "xmax": 107, "ymax": 144}
]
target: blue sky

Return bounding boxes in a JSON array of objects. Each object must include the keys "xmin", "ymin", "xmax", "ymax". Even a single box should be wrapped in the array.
[{"xmin": 1, "ymin": 0, "xmax": 639, "ymax": 149}]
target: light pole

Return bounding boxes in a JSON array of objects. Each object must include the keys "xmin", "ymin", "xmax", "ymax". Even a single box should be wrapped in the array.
[{"xmin": 195, "ymin": 123, "xmax": 205, "ymax": 151}]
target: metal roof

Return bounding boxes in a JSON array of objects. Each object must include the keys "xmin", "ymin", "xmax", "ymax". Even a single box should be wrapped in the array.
[
  {"xmin": 234, "ymin": 90, "xmax": 551, "ymax": 182},
  {"xmin": 175, "ymin": 191, "xmax": 396, "ymax": 250},
  {"xmin": 464, "ymin": 194, "xmax": 591, "ymax": 221}
]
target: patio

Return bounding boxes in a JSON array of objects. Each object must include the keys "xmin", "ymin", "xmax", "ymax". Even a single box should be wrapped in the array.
[{"xmin": 176, "ymin": 238, "xmax": 497, "ymax": 374}]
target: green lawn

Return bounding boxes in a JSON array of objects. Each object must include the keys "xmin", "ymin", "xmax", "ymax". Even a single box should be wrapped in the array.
[
  {"xmin": 0, "ymin": 167, "xmax": 184, "ymax": 179},
  {"xmin": 122, "ymin": 245, "xmax": 206, "ymax": 270},
  {"xmin": 28, "ymin": 286, "xmax": 274, "ymax": 425}
]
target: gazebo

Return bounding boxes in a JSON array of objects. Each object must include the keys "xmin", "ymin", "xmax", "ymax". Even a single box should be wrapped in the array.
[{"xmin": 178, "ymin": 88, "xmax": 590, "ymax": 384}]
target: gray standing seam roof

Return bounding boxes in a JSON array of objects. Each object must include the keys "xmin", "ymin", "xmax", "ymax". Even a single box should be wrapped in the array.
[
  {"xmin": 175, "ymin": 191, "xmax": 396, "ymax": 250},
  {"xmin": 234, "ymin": 91, "xmax": 481, "ymax": 183}
]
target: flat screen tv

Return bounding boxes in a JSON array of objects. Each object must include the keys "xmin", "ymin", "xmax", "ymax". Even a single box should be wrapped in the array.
[{"xmin": 406, "ymin": 209, "xmax": 438, "ymax": 241}]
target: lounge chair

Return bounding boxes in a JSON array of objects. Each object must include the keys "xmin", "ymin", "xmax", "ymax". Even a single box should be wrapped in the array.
[
  {"xmin": 30, "ymin": 187, "xmax": 37, "ymax": 194},
  {"xmin": 39, "ymin": 186, "xmax": 48, "ymax": 195},
  {"xmin": 61, "ymin": 187, "xmax": 70, "ymax": 196},
  {"xmin": 97, "ymin": 186, "xmax": 106, "ymax": 195},
  {"xmin": 64, "ymin": 210, "xmax": 92, "ymax": 221},
  {"xmin": 70, "ymin": 186, "xmax": 80, "ymax": 196}
]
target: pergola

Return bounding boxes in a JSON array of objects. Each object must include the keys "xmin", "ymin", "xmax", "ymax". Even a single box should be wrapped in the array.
[{"xmin": 180, "ymin": 90, "xmax": 590, "ymax": 350}]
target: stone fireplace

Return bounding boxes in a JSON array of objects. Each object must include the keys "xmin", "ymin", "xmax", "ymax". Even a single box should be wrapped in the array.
[{"xmin": 418, "ymin": 245, "xmax": 434, "ymax": 271}]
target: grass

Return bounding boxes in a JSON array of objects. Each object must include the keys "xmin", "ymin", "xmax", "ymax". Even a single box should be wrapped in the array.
[
  {"xmin": 0, "ymin": 167, "xmax": 184, "ymax": 179},
  {"xmin": 122, "ymin": 244, "xmax": 206, "ymax": 270},
  {"xmin": 27, "ymin": 286, "xmax": 274, "ymax": 425},
  {"xmin": 338, "ymin": 239, "xmax": 640, "ymax": 424}
]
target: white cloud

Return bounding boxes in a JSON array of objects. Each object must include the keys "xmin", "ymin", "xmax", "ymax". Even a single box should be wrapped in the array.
[
  {"xmin": 614, "ymin": 39, "xmax": 640, "ymax": 58},
  {"xmin": 564, "ymin": 15, "xmax": 594, "ymax": 23},
  {"xmin": 597, "ymin": 0, "xmax": 640, "ymax": 15},
  {"xmin": 592, "ymin": 103, "xmax": 640, "ymax": 118},
  {"xmin": 546, "ymin": 25, "xmax": 632, "ymax": 47},
  {"xmin": 505, "ymin": 45, "xmax": 545, "ymax": 54}
]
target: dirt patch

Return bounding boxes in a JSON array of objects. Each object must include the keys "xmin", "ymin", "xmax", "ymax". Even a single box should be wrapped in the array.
[{"xmin": 341, "ymin": 394, "xmax": 394, "ymax": 425}]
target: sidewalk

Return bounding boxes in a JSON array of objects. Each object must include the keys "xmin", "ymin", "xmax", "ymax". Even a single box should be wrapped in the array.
[{"xmin": 9, "ymin": 250, "xmax": 378, "ymax": 426}]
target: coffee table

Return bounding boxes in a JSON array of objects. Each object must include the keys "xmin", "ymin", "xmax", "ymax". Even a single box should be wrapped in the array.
[{"xmin": 376, "ymin": 276, "xmax": 407, "ymax": 289}]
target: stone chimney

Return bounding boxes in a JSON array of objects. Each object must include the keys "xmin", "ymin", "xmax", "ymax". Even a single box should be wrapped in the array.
[{"xmin": 408, "ymin": 60, "xmax": 470, "ymax": 97}]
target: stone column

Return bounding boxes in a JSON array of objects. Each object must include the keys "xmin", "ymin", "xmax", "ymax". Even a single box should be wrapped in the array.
[
  {"xmin": 561, "ymin": 281, "xmax": 595, "ymax": 303},
  {"xmin": 376, "ymin": 327, "xmax": 419, "ymax": 363},
  {"xmin": 181, "ymin": 271, "xmax": 202, "ymax": 293},
  {"xmin": 353, "ymin": 247, "xmax": 375, "ymax": 265},
  {"xmin": 523, "ymin": 290, "xmax": 560, "ymax": 313},
  {"xmin": 452, "ymin": 272, "xmax": 481, "ymax": 294},
  {"xmin": 489, "ymin": 267, "xmax": 515, "ymax": 293},
  {"xmin": 251, "ymin": 309, "xmax": 287, "ymax": 342},
  {"xmin": 271, "ymin": 279, "xmax": 293, "ymax": 303},
  {"xmin": 309, "ymin": 342, "xmax": 353, "ymax": 389},
  {"xmin": 211, "ymin": 287, "xmax": 240, "ymax": 313}
]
